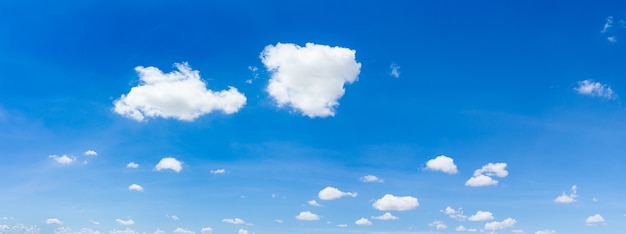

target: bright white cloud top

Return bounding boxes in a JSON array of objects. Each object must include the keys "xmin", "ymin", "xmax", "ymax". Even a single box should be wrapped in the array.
[
  {"xmin": 371, "ymin": 212, "xmax": 398, "ymax": 220},
  {"xmin": 200, "ymin": 227, "xmax": 213, "ymax": 234},
  {"xmin": 84, "ymin": 150, "xmax": 97, "ymax": 156},
  {"xmin": 554, "ymin": 185, "xmax": 578, "ymax": 203},
  {"xmin": 49, "ymin": 155, "xmax": 75, "ymax": 165},
  {"xmin": 585, "ymin": 214, "xmax": 605, "ymax": 226},
  {"xmin": 575, "ymin": 79, "xmax": 617, "ymax": 99},
  {"xmin": 484, "ymin": 218, "xmax": 517, "ymax": 231},
  {"xmin": 154, "ymin": 157, "xmax": 183, "ymax": 172},
  {"xmin": 535, "ymin": 230, "xmax": 557, "ymax": 234},
  {"xmin": 173, "ymin": 228, "xmax": 194, "ymax": 234},
  {"xmin": 425, "ymin": 155, "xmax": 458, "ymax": 174},
  {"xmin": 210, "ymin": 169, "xmax": 226, "ymax": 174},
  {"xmin": 318, "ymin": 186, "xmax": 357, "ymax": 200},
  {"xmin": 126, "ymin": 162, "xmax": 139, "ymax": 169},
  {"xmin": 128, "ymin": 184, "xmax": 144, "ymax": 192},
  {"xmin": 441, "ymin": 206, "xmax": 467, "ymax": 221},
  {"xmin": 372, "ymin": 194, "xmax": 419, "ymax": 211},
  {"xmin": 113, "ymin": 62, "xmax": 246, "ymax": 121},
  {"xmin": 466, "ymin": 162, "xmax": 508, "ymax": 187},
  {"xmin": 115, "ymin": 218, "xmax": 135, "ymax": 226},
  {"xmin": 360, "ymin": 175, "xmax": 384, "ymax": 183},
  {"xmin": 355, "ymin": 218, "xmax": 372, "ymax": 226},
  {"xmin": 467, "ymin": 210, "xmax": 494, "ymax": 221},
  {"xmin": 295, "ymin": 211, "xmax": 319, "ymax": 221},
  {"xmin": 429, "ymin": 220, "xmax": 447, "ymax": 230},
  {"xmin": 238, "ymin": 229, "xmax": 248, "ymax": 234},
  {"xmin": 222, "ymin": 218, "xmax": 247, "ymax": 225},
  {"xmin": 261, "ymin": 42, "xmax": 361, "ymax": 118},
  {"xmin": 307, "ymin": 200, "xmax": 323, "ymax": 207},
  {"xmin": 45, "ymin": 218, "xmax": 63, "ymax": 225}
]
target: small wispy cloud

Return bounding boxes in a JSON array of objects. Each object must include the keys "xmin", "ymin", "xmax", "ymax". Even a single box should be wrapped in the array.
[
  {"xmin": 84, "ymin": 150, "xmax": 98, "ymax": 156},
  {"xmin": 128, "ymin": 184, "xmax": 144, "ymax": 192},
  {"xmin": 115, "ymin": 218, "xmax": 135, "ymax": 226},
  {"xmin": 318, "ymin": 186, "xmax": 357, "ymax": 200},
  {"xmin": 360, "ymin": 175, "xmax": 384, "ymax": 183},
  {"xmin": 429, "ymin": 220, "xmax": 447, "ymax": 230},
  {"xmin": 554, "ymin": 185, "xmax": 577, "ymax": 203},
  {"xmin": 45, "ymin": 218, "xmax": 63, "ymax": 225},
  {"xmin": 390, "ymin": 63, "xmax": 400, "ymax": 78},
  {"xmin": 126, "ymin": 162, "xmax": 139, "ymax": 169},
  {"xmin": 585, "ymin": 214, "xmax": 606, "ymax": 226},
  {"xmin": 49, "ymin": 155, "xmax": 75, "ymax": 165},
  {"xmin": 371, "ymin": 212, "xmax": 398, "ymax": 220},
  {"xmin": 441, "ymin": 206, "xmax": 466, "ymax": 221},
  {"xmin": 210, "ymin": 168, "xmax": 226, "ymax": 174},
  {"xmin": 295, "ymin": 211, "xmax": 320, "ymax": 221},
  {"xmin": 355, "ymin": 218, "xmax": 372, "ymax": 226},
  {"xmin": 601, "ymin": 16, "xmax": 614, "ymax": 33},
  {"xmin": 307, "ymin": 200, "xmax": 323, "ymax": 207},
  {"xmin": 222, "ymin": 218, "xmax": 249, "ymax": 225},
  {"xmin": 575, "ymin": 79, "xmax": 617, "ymax": 99}
]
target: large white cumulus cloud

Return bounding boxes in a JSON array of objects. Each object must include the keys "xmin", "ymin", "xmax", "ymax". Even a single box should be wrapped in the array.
[
  {"xmin": 114, "ymin": 62, "xmax": 246, "ymax": 121},
  {"xmin": 372, "ymin": 194, "xmax": 419, "ymax": 211},
  {"xmin": 261, "ymin": 42, "xmax": 361, "ymax": 118}
]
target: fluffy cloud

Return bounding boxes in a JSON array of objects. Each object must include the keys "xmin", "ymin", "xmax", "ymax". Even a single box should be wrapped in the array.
[
  {"xmin": 484, "ymin": 218, "xmax": 516, "ymax": 231},
  {"xmin": 45, "ymin": 218, "xmax": 63, "ymax": 225},
  {"xmin": 466, "ymin": 163, "xmax": 508, "ymax": 187},
  {"xmin": 84, "ymin": 150, "xmax": 97, "ymax": 156},
  {"xmin": 173, "ymin": 228, "xmax": 194, "ymax": 234},
  {"xmin": 128, "ymin": 184, "xmax": 143, "ymax": 192},
  {"xmin": 307, "ymin": 200, "xmax": 323, "ymax": 207},
  {"xmin": 109, "ymin": 228, "xmax": 138, "ymax": 234},
  {"xmin": 535, "ymin": 230, "xmax": 556, "ymax": 234},
  {"xmin": 390, "ymin": 63, "xmax": 400, "ymax": 78},
  {"xmin": 238, "ymin": 229, "xmax": 248, "ymax": 234},
  {"xmin": 318, "ymin": 186, "xmax": 357, "ymax": 200},
  {"xmin": 575, "ymin": 79, "xmax": 616, "ymax": 99},
  {"xmin": 126, "ymin": 162, "xmax": 139, "ymax": 168},
  {"xmin": 429, "ymin": 221, "xmax": 447, "ymax": 230},
  {"xmin": 155, "ymin": 157, "xmax": 183, "ymax": 172},
  {"xmin": 222, "ymin": 218, "xmax": 247, "ymax": 225},
  {"xmin": 295, "ymin": 211, "xmax": 320, "ymax": 221},
  {"xmin": 360, "ymin": 175, "xmax": 384, "ymax": 183},
  {"xmin": 261, "ymin": 42, "xmax": 361, "ymax": 118},
  {"xmin": 0, "ymin": 224, "xmax": 39, "ymax": 233},
  {"xmin": 167, "ymin": 215, "xmax": 179, "ymax": 220},
  {"xmin": 210, "ymin": 169, "xmax": 226, "ymax": 174},
  {"xmin": 554, "ymin": 185, "xmax": 577, "ymax": 203},
  {"xmin": 468, "ymin": 211, "xmax": 494, "ymax": 221},
  {"xmin": 49, "ymin": 155, "xmax": 75, "ymax": 165},
  {"xmin": 441, "ymin": 206, "xmax": 467, "ymax": 221},
  {"xmin": 425, "ymin": 155, "xmax": 458, "ymax": 174},
  {"xmin": 355, "ymin": 218, "xmax": 372, "ymax": 226},
  {"xmin": 337, "ymin": 224, "xmax": 348, "ymax": 228},
  {"xmin": 585, "ymin": 214, "xmax": 605, "ymax": 226},
  {"xmin": 372, "ymin": 194, "xmax": 419, "ymax": 211},
  {"xmin": 113, "ymin": 62, "xmax": 246, "ymax": 121},
  {"xmin": 115, "ymin": 218, "xmax": 135, "ymax": 226},
  {"xmin": 371, "ymin": 212, "xmax": 398, "ymax": 220}
]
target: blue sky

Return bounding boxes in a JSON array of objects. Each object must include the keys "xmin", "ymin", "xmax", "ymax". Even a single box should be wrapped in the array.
[{"xmin": 1, "ymin": 0, "xmax": 626, "ymax": 234}]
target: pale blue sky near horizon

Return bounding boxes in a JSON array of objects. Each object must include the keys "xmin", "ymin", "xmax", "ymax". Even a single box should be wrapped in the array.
[{"xmin": 1, "ymin": 1, "xmax": 626, "ymax": 234}]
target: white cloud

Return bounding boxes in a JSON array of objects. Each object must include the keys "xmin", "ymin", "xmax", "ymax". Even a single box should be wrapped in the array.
[
  {"xmin": 49, "ymin": 155, "xmax": 75, "ymax": 165},
  {"xmin": 318, "ymin": 186, "xmax": 357, "ymax": 200},
  {"xmin": 585, "ymin": 214, "xmax": 605, "ymax": 226},
  {"xmin": 484, "ymin": 218, "xmax": 516, "ymax": 231},
  {"xmin": 360, "ymin": 175, "xmax": 384, "ymax": 183},
  {"xmin": 155, "ymin": 157, "xmax": 183, "ymax": 172},
  {"xmin": 441, "ymin": 206, "xmax": 467, "ymax": 221},
  {"xmin": 274, "ymin": 219, "xmax": 283, "ymax": 223},
  {"xmin": 535, "ymin": 230, "xmax": 556, "ymax": 234},
  {"xmin": 429, "ymin": 221, "xmax": 447, "ymax": 230},
  {"xmin": 307, "ymin": 200, "xmax": 323, "ymax": 207},
  {"xmin": 128, "ymin": 184, "xmax": 144, "ymax": 192},
  {"xmin": 200, "ymin": 227, "xmax": 213, "ymax": 234},
  {"xmin": 126, "ymin": 162, "xmax": 139, "ymax": 169},
  {"xmin": 554, "ymin": 185, "xmax": 577, "ymax": 204},
  {"xmin": 154, "ymin": 229, "xmax": 166, "ymax": 234},
  {"xmin": 295, "ymin": 211, "xmax": 320, "ymax": 221},
  {"xmin": 455, "ymin": 225, "xmax": 468, "ymax": 231},
  {"xmin": 608, "ymin": 36, "xmax": 617, "ymax": 43},
  {"xmin": 238, "ymin": 229, "xmax": 248, "ymax": 234},
  {"xmin": 84, "ymin": 150, "xmax": 98, "ymax": 156},
  {"xmin": 390, "ymin": 63, "xmax": 400, "ymax": 78},
  {"xmin": 46, "ymin": 218, "xmax": 63, "ymax": 225},
  {"xmin": 113, "ymin": 62, "xmax": 246, "ymax": 121},
  {"xmin": 468, "ymin": 211, "xmax": 494, "ymax": 221},
  {"xmin": 372, "ymin": 194, "xmax": 419, "ymax": 211},
  {"xmin": 337, "ymin": 224, "xmax": 348, "ymax": 228},
  {"xmin": 602, "ymin": 16, "xmax": 613, "ymax": 33},
  {"xmin": 465, "ymin": 174, "xmax": 498, "ymax": 187},
  {"xmin": 210, "ymin": 169, "xmax": 226, "ymax": 174},
  {"xmin": 575, "ymin": 79, "xmax": 617, "ymax": 99},
  {"xmin": 167, "ymin": 215, "xmax": 179, "ymax": 220},
  {"xmin": 0, "ymin": 224, "xmax": 39, "ymax": 234},
  {"xmin": 371, "ymin": 212, "xmax": 398, "ymax": 220},
  {"xmin": 222, "ymin": 218, "xmax": 247, "ymax": 225},
  {"xmin": 425, "ymin": 155, "xmax": 458, "ymax": 174},
  {"xmin": 355, "ymin": 218, "xmax": 372, "ymax": 226},
  {"xmin": 261, "ymin": 42, "xmax": 361, "ymax": 118},
  {"xmin": 115, "ymin": 218, "xmax": 135, "ymax": 226},
  {"xmin": 592, "ymin": 197, "xmax": 599, "ymax": 202},
  {"xmin": 110, "ymin": 228, "xmax": 138, "ymax": 234},
  {"xmin": 173, "ymin": 228, "xmax": 194, "ymax": 234}
]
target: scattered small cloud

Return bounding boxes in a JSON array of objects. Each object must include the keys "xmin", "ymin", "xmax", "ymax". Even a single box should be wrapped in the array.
[
  {"xmin": 372, "ymin": 212, "xmax": 398, "ymax": 220},
  {"xmin": 45, "ymin": 218, "xmax": 63, "ymax": 225},
  {"xmin": 110, "ymin": 228, "xmax": 138, "ymax": 234},
  {"xmin": 318, "ymin": 186, "xmax": 357, "ymax": 200},
  {"xmin": 222, "ymin": 218, "xmax": 247, "ymax": 225},
  {"xmin": 155, "ymin": 157, "xmax": 183, "ymax": 172},
  {"xmin": 295, "ymin": 211, "xmax": 320, "ymax": 221},
  {"xmin": 113, "ymin": 62, "xmax": 246, "ymax": 121},
  {"xmin": 535, "ymin": 230, "xmax": 556, "ymax": 234},
  {"xmin": 484, "ymin": 218, "xmax": 516, "ymax": 231},
  {"xmin": 337, "ymin": 224, "xmax": 348, "ymax": 228},
  {"xmin": 554, "ymin": 185, "xmax": 577, "ymax": 204},
  {"xmin": 425, "ymin": 155, "xmax": 458, "ymax": 174},
  {"xmin": 49, "ymin": 155, "xmax": 75, "ymax": 165},
  {"xmin": 360, "ymin": 175, "xmax": 384, "ymax": 183},
  {"xmin": 441, "ymin": 206, "xmax": 467, "ymax": 221},
  {"xmin": 84, "ymin": 150, "xmax": 98, "ymax": 156},
  {"xmin": 355, "ymin": 218, "xmax": 372, "ymax": 226},
  {"xmin": 455, "ymin": 225, "xmax": 467, "ymax": 231},
  {"xmin": 465, "ymin": 174, "xmax": 498, "ymax": 187},
  {"xmin": 200, "ymin": 227, "xmax": 213, "ymax": 234},
  {"xmin": 115, "ymin": 218, "xmax": 135, "ymax": 226},
  {"xmin": 128, "ymin": 184, "xmax": 144, "ymax": 192},
  {"xmin": 274, "ymin": 219, "xmax": 284, "ymax": 223},
  {"xmin": 167, "ymin": 215, "xmax": 179, "ymax": 221},
  {"xmin": 608, "ymin": 36, "xmax": 617, "ymax": 43},
  {"xmin": 246, "ymin": 66, "xmax": 259, "ymax": 84},
  {"xmin": 592, "ymin": 197, "xmax": 599, "ymax": 202},
  {"xmin": 390, "ymin": 63, "xmax": 400, "ymax": 78},
  {"xmin": 575, "ymin": 79, "xmax": 617, "ymax": 99},
  {"xmin": 210, "ymin": 169, "xmax": 226, "ymax": 174},
  {"xmin": 126, "ymin": 162, "xmax": 139, "ymax": 169},
  {"xmin": 372, "ymin": 194, "xmax": 419, "ymax": 211},
  {"xmin": 602, "ymin": 16, "xmax": 614, "ymax": 33},
  {"xmin": 90, "ymin": 220, "xmax": 100, "ymax": 225},
  {"xmin": 261, "ymin": 42, "xmax": 361, "ymax": 118},
  {"xmin": 238, "ymin": 229, "xmax": 249, "ymax": 234},
  {"xmin": 585, "ymin": 214, "xmax": 606, "ymax": 226},
  {"xmin": 468, "ymin": 211, "xmax": 494, "ymax": 221},
  {"xmin": 429, "ymin": 220, "xmax": 447, "ymax": 230},
  {"xmin": 173, "ymin": 227, "xmax": 195, "ymax": 234},
  {"xmin": 466, "ymin": 163, "xmax": 508, "ymax": 187},
  {"xmin": 307, "ymin": 200, "xmax": 323, "ymax": 207}
]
